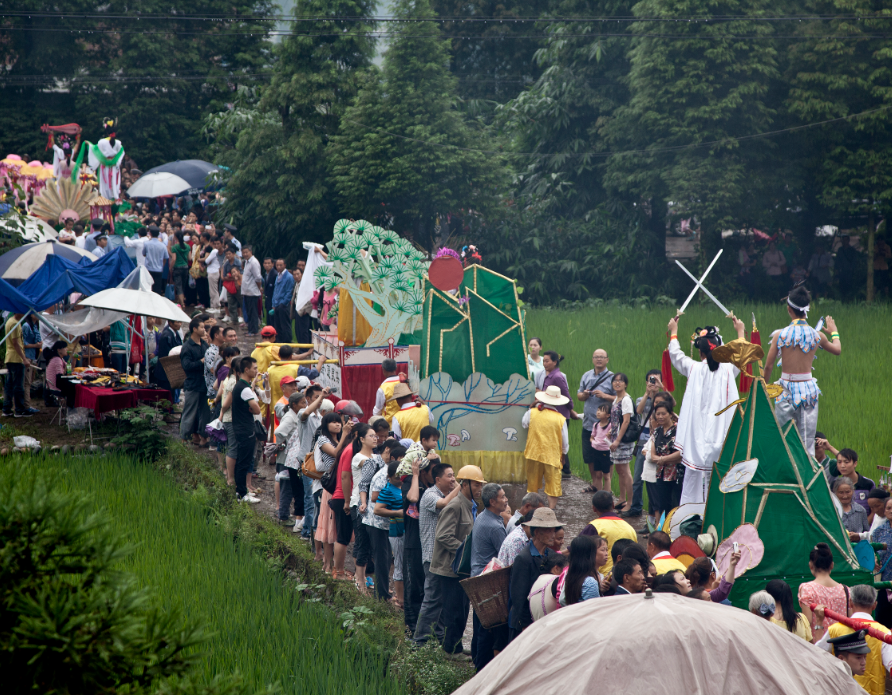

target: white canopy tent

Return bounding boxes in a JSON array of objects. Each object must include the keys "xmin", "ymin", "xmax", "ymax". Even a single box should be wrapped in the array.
[{"xmin": 39, "ymin": 266, "xmax": 190, "ymax": 378}]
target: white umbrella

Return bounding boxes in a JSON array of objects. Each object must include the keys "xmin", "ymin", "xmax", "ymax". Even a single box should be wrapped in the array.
[
  {"xmin": 127, "ymin": 172, "xmax": 191, "ymax": 199},
  {"xmin": 0, "ymin": 215, "xmax": 58, "ymax": 243},
  {"xmin": 454, "ymin": 593, "xmax": 863, "ymax": 695},
  {"xmin": 0, "ymin": 239, "xmax": 95, "ymax": 285},
  {"xmin": 78, "ymin": 285, "xmax": 191, "ymax": 322}
]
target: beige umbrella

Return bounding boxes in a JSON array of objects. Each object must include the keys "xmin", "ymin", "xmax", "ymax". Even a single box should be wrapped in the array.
[{"xmin": 454, "ymin": 593, "xmax": 863, "ymax": 695}]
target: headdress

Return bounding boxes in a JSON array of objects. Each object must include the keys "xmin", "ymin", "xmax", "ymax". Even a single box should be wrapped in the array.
[
  {"xmin": 102, "ymin": 116, "xmax": 118, "ymax": 138},
  {"xmin": 692, "ymin": 326, "xmax": 722, "ymax": 353}
]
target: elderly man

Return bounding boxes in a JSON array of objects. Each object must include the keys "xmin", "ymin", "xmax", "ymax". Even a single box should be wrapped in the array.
[
  {"xmin": 614, "ymin": 559, "xmax": 646, "ymax": 595},
  {"xmin": 506, "ymin": 492, "xmax": 546, "ymax": 531},
  {"xmin": 498, "ymin": 510, "xmax": 535, "ymax": 567},
  {"xmin": 577, "ymin": 348, "xmax": 615, "ymax": 492},
  {"xmin": 508, "ymin": 507, "xmax": 564, "ymax": 639},
  {"xmin": 470, "ymin": 483, "xmax": 511, "ymax": 670},
  {"xmin": 413, "ymin": 464, "xmax": 486, "ymax": 658}
]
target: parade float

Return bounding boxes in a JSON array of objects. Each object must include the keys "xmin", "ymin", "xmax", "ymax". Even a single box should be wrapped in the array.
[{"xmin": 296, "ymin": 219, "xmax": 534, "ymax": 482}]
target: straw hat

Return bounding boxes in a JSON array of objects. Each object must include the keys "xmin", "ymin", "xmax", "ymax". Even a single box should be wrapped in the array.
[
  {"xmin": 388, "ymin": 382, "xmax": 416, "ymax": 401},
  {"xmin": 523, "ymin": 507, "xmax": 565, "ymax": 529},
  {"xmin": 698, "ymin": 524, "xmax": 718, "ymax": 556},
  {"xmin": 535, "ymin": 385, "xmax": 569, "ymax": 407}
]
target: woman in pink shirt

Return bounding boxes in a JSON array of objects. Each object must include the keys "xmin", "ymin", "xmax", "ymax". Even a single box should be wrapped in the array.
[{"xmin": 43, "ymin": 340, "xmax": 69, "ymax": 403}]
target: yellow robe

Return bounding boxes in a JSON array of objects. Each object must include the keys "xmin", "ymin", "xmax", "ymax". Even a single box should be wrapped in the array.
[
  {"xmin": 524, "ymin": 408, "xmax": 565, "ymax": 468},
  {"xmin": 394, "ymin": 404, "xmax": 431, "ymax": 443},
  {"xmin": 379, "ymin": 377, "xmax": 401, "ymax": 426},
  {"xmin": 828, "ymin": 619, "xmax": 890, "ymax": 695}
]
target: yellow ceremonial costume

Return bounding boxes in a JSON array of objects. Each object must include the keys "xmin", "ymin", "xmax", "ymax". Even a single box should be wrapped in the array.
[
  {"xmin": 394, "ymin": 404, "xmax": 431, "ymax": 443},
  {"xmin": 588, "ymin": 517, "xmax": 637, "ymax": 575},
  {"xmin": 338, "ymin": 285, "xmax": 373, "ymax": 346},
  {"xmin": 268, "ymin": 363, "xmax": 300, "ymax": 417},
  {"xmin": 379, "ymin": 377, "xmax": 401, "ymax": 426},
  {"xmin": 524, "ymin": 407, "xmax": 564, "ymax": 498},
  {"xmin": 828, "ymin": 619, "xmax": 890, "ymax": 695},
  {"xmin": 651, "ymin": 552, "xmax": 688, "ymax": 575}
]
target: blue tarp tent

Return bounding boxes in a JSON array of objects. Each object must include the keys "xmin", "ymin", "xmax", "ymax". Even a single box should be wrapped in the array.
[{"xmin": 0, "ymin": 247, "xmax": 135, "ymax": 313}]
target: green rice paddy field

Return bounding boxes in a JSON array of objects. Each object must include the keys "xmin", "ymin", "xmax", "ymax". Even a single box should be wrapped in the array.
[
  {"xmin": 32, "ymin": 454, "xmax": 406, "ymax": 695},
  {"xmin": 525, "ymin": 302, "xmax": 892, "ymax": 486}
]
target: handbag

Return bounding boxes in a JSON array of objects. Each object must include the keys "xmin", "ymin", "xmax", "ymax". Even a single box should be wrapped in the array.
[
  {"xmin": 253, "ymin": 419, "xmax": 267, "ymax": 442},
  {"xmin": 222, "ymin": 279, "xmax": 238, "ymax": 295},
  {"xmin": 320, "ymin": 459, "xmax": 339, "ymax": 494},
  {"xmin": 302, "ymin": 448, "xmax": 323, "ymax": 480},
  {"xmin": 164, "ymin": 283, "xmax": 176, "ymax": 302},
  {"xmin": 622, "ymin": 412, "xmax": 643, "ymax": 444}
]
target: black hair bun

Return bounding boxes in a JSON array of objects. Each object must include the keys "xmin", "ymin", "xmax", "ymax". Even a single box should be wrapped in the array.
[
  {"xmin": 693, "ymin": 326, "xmax": 722, "ymax": 353},
  {"xmin": 787, "ymin": 284, "xmax": 811, "ymax": 307}
]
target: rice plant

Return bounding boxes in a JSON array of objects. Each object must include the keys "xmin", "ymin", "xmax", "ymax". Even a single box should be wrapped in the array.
[
  {"xmin": 527, "ymin": 301, "xmax": 892, "ymax": 486},
  {"xmin": 33, "ymin": 454, "xmax": 406, "ymax": 695}
]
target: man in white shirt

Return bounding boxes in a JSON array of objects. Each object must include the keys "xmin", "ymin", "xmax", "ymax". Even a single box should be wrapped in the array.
[
  {"xmin": 124, "ymin": 227, "xmax": 148, "ymax": 266},
  {"xmin": 240, "ymin": 245, "xmax": 263, "ymax": 335},
  {"xmin": 223, "ymin": 224, "xmax": 242, "ymax": 257},
  {"xmin": 201, "ymin": 232, "xmax": 221, "ymax": 310}
]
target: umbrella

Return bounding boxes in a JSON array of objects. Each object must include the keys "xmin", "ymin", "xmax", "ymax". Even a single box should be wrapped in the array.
[
  {"xmin": 0, "ymin": 240, "xmax": 95, "ymax": 285},
  {"xmin": 127, "ymin": 172, "xmax": 192, "ymax": 199},
  {"xmin": 0, "ymin": 215, "xmax": 58, "ymax": 243},
  {"xmin": 454, "ymin": 593, "xmax": 863, "ymax": 695},
  {"xmin": 142, "ymin": 159, "xmax": 219, "ymax": 191},
  {"xmin": 78, "ymin": 284, "xmax": 191, "ymax": 322}
]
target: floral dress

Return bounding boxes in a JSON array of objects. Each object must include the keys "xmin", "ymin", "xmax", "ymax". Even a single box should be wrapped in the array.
[
  {"xmin": 653, "ymin": 424, "xmax": 681, "ymax": 483},
  {"xmin": 608, "ymin": 394, "xmax": 635, "ymax": 465}
]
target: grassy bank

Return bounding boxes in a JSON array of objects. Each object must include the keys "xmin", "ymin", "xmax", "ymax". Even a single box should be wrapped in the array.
[
  {"xmin": 526, "ymin": 301, "xmax": 892, "ymax": 485},
  {"xmin": 19, "ymin": 449, "xmax": 405, "ymax": 695}
]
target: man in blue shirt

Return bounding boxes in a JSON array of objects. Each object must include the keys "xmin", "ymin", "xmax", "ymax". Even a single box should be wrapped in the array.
[
  {"xmin": 271, "ymin": 259, "xmax": 295, "ymax": 341},
  {"xmin": 21, "ymin": 314, "xmax": 42, "ymax": 413},
  {"xmin": 142, "ymin": 226, "xmax": 170, "ymax": 294},
  {"xmin": 83, "ymin": 218, "xmax": 104, "ymax": 253},
  {"xmin": 470, "ymin": 483, "xmax": 510, "ymax": 671}
]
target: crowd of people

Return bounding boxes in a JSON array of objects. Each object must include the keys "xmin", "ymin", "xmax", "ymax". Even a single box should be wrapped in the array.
[{"xmin": 736, "ymin": 231, "xmax": 892, "ymax": 300}]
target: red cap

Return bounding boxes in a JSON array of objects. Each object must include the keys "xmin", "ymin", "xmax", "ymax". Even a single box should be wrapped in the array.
[
  {"xmin": 279, "ymin": 376, "xmax": 297, "ymax": 386},
  {"xmin": 260, "ymin": 326, "xmax": 277, "ymax": 337}
]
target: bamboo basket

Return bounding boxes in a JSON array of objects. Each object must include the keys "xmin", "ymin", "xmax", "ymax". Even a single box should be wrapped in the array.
[
  {"xmin": 459, "ymin": 566, "xmax": 512, "ymax": 629},
  {"xmin": 159, "ymin": 355, "xmax": 186, "ymax": 389}
]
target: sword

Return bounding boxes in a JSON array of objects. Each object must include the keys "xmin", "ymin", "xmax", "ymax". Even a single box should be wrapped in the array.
[
  {"xmin": 675, "ymin": 259, "xmax": 733, "ymax": 317},
  {"xmin": 676, "ymin": 249, "xmax": 723, "ymax": 316}
]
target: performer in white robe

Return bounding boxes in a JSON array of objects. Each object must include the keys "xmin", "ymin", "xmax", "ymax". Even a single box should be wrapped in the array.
[
  {"xmin": 762, "ymin": 284, "xmax": 841, "ymax": 455},
  {"xmin": 87, "ymin": 117, "xmax": 124, "ymax": 200},
  {"xmin": 667, "ymin": 316, "xmax": 745, "ymax": 504}
]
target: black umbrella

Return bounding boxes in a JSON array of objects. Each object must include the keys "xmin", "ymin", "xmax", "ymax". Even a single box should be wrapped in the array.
[{"xmin": 141, "ymin": 159, "xmax": 220, "ymax": 192}]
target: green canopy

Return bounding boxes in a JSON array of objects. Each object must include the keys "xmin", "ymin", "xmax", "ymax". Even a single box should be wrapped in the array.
[
  {"xmin": 421, "ymin": 265, "xmax": 528, "ymax": 383},
  {"xmin": 702, "ymin": 379, "xmax": 872, "ymax": 608}
]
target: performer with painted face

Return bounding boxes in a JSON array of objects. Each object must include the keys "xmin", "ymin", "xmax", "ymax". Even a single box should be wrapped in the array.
[
  {"xmin": 666, "ymin": 315, "xmax": 745, "ymax": 505},
  {"xmin": 762, "ymin": 283, "xmax": 841, "ymax": 455}
]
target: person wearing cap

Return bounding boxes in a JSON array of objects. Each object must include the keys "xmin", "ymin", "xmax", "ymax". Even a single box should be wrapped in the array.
[
  {"xmin": 84, "ymin": 217, "xmax": 104, "ymax": 253},
  {"xmin": 413, "ymin": 463, "xmax": 485, "ymax": 657},
  {"xmin": 222, "ymin": 224, "xmax": 241, "ymax": 257},
  {"xmin": 508, "ymin": 507, "xmax": 564, "ymax": 639},
  {"xmin": 92, "ymin": 235, "xmax": 108, "ymax": 258},
  {"xmin": 274, "ymin": 375, "xmax": 300, "ymax": 425},
  {"xmin": 816, "ymin": 585, "xmax": 892, "ymax": 694},
  {"xmin": 371, "ymin": 359, "xmax": 402, "ymax": 426},
  {"xmin": 390, "ymin": 383, "xmax": 434, "ymax": 442},
  {"xmin": 522, "ymin": 385, "xmax": 570, "ymax": 510},
  {"xmin": 826, "ymin": 629, "xmax": 872, "ymax": 678}
]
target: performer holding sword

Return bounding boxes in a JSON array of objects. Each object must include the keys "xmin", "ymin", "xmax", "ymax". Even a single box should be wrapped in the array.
[{"xmin": 666, "ymin": 251, "xmax": 745, "ymax": 504}]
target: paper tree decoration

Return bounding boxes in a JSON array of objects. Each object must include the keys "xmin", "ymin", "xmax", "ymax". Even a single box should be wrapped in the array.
[
  {"xmin": 314, "ymin": 219, "xmax": 426, "ymax": 347},
  {"xmin": 701, "ymin": 378, "xmax": 870, "ymax": 608}
]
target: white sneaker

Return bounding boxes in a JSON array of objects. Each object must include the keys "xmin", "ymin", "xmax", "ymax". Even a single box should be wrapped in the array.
[
  {"xmin": 293, "ymin": 518, "xmax": 304, "ymax": 532},
  {"xmin": 238, "ymin": 317, "xmax": 245, "ymax": 324},
  {"xmin": 240, "ymin": 494, "xmax": 261, "ymax": 504},
  {"xmin": 222, "ymin": 316, "xmax": 231, "ymax": 323}
]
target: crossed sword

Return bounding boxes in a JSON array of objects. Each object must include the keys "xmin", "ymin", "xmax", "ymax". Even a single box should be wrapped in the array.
[{"xmin": 675, "ymin": 249, "xmax": 733, "ymax": 318}]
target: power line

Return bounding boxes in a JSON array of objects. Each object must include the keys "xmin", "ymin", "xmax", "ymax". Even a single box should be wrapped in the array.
[
  {"xmin": 2, "ymin": 10, "xmax": 892, "ymax": 22},
  {"xmin": 339, "ymin": 103, "xmax": 892, "ymax": 159},
  {"xmin": 1, "ymin": 26, "xmax": 889, "ymax": 40}
]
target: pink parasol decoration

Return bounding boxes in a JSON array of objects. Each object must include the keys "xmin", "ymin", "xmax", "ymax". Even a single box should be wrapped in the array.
[{"xmin": 716, "ymin": 523, "xmax": 764, "ymax": 578}]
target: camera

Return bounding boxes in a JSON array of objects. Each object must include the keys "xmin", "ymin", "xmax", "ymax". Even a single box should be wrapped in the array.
[{"xmin": 648, "ymin": 376, "xmax": 658, "ymax": 384}]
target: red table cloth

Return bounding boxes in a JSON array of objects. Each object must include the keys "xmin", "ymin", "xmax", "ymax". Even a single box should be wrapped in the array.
[{"xmin": 74, "ymin": 385, "xmax": 137, "ymax": 416}]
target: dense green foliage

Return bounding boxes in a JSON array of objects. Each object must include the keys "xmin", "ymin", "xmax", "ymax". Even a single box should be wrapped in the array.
[
  {"xmin": 0, "ymin": 468, "xmax": 242, "ymax": 695},
  {"xmin": 0, "ymin": 0, "xmax": 274, "ymax": 168},
  {"xmin": 1, "ymin": 452, "xmax": 407, "ymax": 695},
  {"xmin": 526, "ymin": 302, "xmax": 892, "ymax": 486}
]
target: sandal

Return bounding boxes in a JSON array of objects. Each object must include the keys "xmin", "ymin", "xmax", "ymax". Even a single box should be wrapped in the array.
[{"xmin": 582, "ymin": 485, "xmax": 597, "ymax": 494}]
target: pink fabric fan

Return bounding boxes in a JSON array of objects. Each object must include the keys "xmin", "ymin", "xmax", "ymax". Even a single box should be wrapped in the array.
[{"xmin": 716, "ymin": 523, "xmax": 764, "ymax": 578}]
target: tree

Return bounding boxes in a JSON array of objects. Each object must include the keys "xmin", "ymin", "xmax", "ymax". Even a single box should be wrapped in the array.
[
  {"xmin": 787, "ymin": 0, "xmax": 892, "ymax": 302},
  {"xmin": 0, "ymin": 1, "xmax": 275, "ymax": 168},
  {"xmin": 314, "ymin": 220, "xmax": 426, "ymax": 346},
  {"xmin": 208, "ymin": 0, "xmax": 377, "ymax": 261},
  {"xmin": 0, "ymin": 470, "xmax": 248, "ymax": 695},
  {"xmin": 603, "ymin": 0, "xmax": 782, "ymax": 247},
  {"xmin": 328, "ymin": 0, "xmax": 506, "ymax": 251}
]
